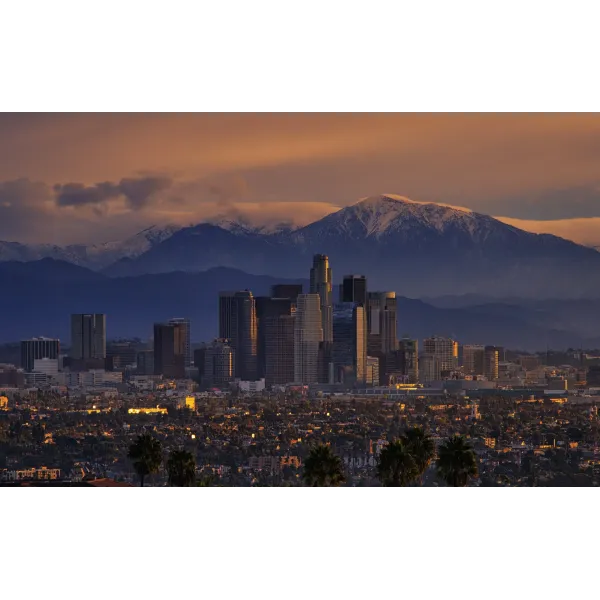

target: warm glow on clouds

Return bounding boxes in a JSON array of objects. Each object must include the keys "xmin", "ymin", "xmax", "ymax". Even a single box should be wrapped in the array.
[
  {"xmin": 496, "ymin": 216, "xmax": 600, "ymax": 248},
  {"xmin": 2, "ymin": 114, "xmax": 600, "ymax": 244}
]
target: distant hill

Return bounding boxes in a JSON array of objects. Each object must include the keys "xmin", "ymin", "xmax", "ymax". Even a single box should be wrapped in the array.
[{"xmin": 2, "ymin": 259, "xmax": 599, "ymax": 350}]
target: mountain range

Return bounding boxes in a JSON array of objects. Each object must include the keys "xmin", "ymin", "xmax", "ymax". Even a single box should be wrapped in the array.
[
  {"xmin": 2, "ymin": 194, "xmax": 599, "ymax": 298},
  {"xmin": 2, "ymin": 258, "xmax": 600, "ymax": 350}
]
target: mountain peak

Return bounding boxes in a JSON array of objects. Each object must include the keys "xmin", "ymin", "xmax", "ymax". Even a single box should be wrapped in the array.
[{"xmin": 308, "ymin": 193, "xmax": 480, "ymax": 239}]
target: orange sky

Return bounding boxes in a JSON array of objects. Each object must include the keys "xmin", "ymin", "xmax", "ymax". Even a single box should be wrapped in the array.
[{"xmin": 2, "ymin": 113, "xmax": 600, "ymax": 245}]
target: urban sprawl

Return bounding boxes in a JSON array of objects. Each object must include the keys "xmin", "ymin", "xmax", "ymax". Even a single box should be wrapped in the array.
[{"xmin": 2, "ymin": 254, "xmax": 600, "ymax": 486}]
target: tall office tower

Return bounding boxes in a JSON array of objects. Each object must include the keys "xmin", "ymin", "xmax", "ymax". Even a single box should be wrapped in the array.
[
  {"xmin": 318, "ymin": 341, "xmax": 333, "ymax": 384},
  {"xmin": 397, "ymin": 337, "xmax": 419, "ymax": 383},
  {"xmin": 71, "ymin": 314, "xmax": 106, "ymax": 360},
  {"xmin": 484, "ymin": 346, "xmax": 499, "ymax": 381},
  {"xmin": 294, "ymin": 294, "xmax": 323, "ymax": 384},
  {"xmin": 367, "ymin": 292, "xmax": 397, "ymax": 354},
  {"xmin": 232, "ymin": 290, "xmax": 258, "ymax": 380},
  {"xmin": 462, "ymin": 344, "xmax": 485, "ymax": 376},
  {"xmin": 20, "ymin": 337, "xmax": 60, "ymax": 372},
  {"xmin": 265, "ymin": 314, "xmax": 295, "ymax": 386},
  {"xmin": 106, "ymin": 341, "xmax": 138, "ymax": 371},
  {"xmin": 153, "ymin": 322, "xmax": 186, "ymax": 379},
  {"xmin": 168, "ymin": 318, "xmax": 191, "ymax": 367},
  {"xmin": 218, "ymin": 290, "xmax": 258, "ymax": 380},
  {"xmin": 202, "ymin": 339, "xmax": 235, "ymax": 387},
  {"xmin": 419, "ymin": 353, "xmax": 441, "ymax": 383},
  {"xmin": 423, "ymin": 336, "xmax": 458, "ymax": 373},
  {"xmin": 270, "ymin": 284, "xmax": 303, "ymax": 305},
  {"xmin": 218, "ymin": 292, "xmax": 237, "ymax": 340},
  {"xmin": 255, "ymin": 297, "xmax": 293, "ymax": 379},
  {"xmin": 341, "ymin": 275, "xmax": 367, "ymax": 306},
  {"xmin": 309, "ymin": 254, "xmax": 333, "ymax": 342},
  {"xmin": 379, "ymin": 292, "xmax": 397, "ymax": 354},
  {"xmin": 332, "ymin": 303, "xmax": 367, "ymax": 386},
  {"xmin": 136, "ymin": 350, "xmax": 154, "ymax": 375}
]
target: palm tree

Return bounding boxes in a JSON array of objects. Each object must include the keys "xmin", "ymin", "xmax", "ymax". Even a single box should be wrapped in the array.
[
  {"xmin": 436, "ymin": 435, "xmax": 478, "ymax": 487},
  {"xmin": 167, "ymin": 449, "xmax": 196, "ymax": 487},
  {"xmin": 128, "ymin": 433, "xmax": 163, "ymax": 487},
  {"xmin": 376, "ymin": 440, "xmax": 419, "ymax": 486},
  {"xmin": 303, "ymin": 444, "xmax": 346, "ymax": 487},
  {"xmin": 401, "ymin": 427, "xmax": 435, "ymax": 485}
]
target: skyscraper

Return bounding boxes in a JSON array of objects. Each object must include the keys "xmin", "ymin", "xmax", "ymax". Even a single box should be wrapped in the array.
[
  {"xmin": 168, "ymin": 318, "xmax": 191, "ymax": 367},
  {"xmin": 21, "ymin": 337, "xmax": 60, "ymax": 372},
  {"xmin": 367, "ymin": 292, "xmax": 397, "ymax": 354},
  {"xmin": 218, "ymin": 290, "xmax": 258, "ymax": 380},
  {"xmin": 233, "ymin": 290, "xmax": 258, "ymax": 381},
  {"xmin": 294, "ymin": 294, "xmax": 323, "ymax": 384},
  {"xmin": 397, "ymin": 337, "xmax": 419, "ymax": 383},
  {"xmin": 265, "ymin": 314, "xmax": 295, "ymax": 386},
  {"xmin": 202, "ymin": 339, "xmax": 236, "ymax": 387},
  {"xmin": 341, "ymin": 275, "xmax": 367, "ymax": 306},
  {"xmin": 71, "ymin": 314, "xmax": 106, "ymax": 362},
  {"xmin": 153, "ymin": 322, "xmax": 186, "ymax": 379},
  {"xmin": 309, "ymin": 254, "xmax": 333, "ymax": 342},
  {"xmin": 462, "ymin": 344, "xmax": 485, "ymax": 376},
  {"xmin": 484, "ymin": 346, "xmax": 499, "ymax": 381},
  {"xmin": 256, "ymin": 297, "xmax": 293, "ymax": 379},
  {"xmin": 332, "ymin": 302, "xmax": 367, "ymax": 385},
  {"xmin": 423, "ymin": 336, "xmax": 458, "ymax": 374},
  {"xmin": 219, "ymin": 292, "xmax": 237, "ymax": 340}
]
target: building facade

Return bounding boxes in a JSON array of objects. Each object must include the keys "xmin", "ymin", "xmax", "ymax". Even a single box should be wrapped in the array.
[
  {"xmin": 309, "ymin": 254, "xmax": 333, "ymax": 343},
  {"xmin": 264, "ymin": 314, "xmax": 295, "ymax": 387},
  {"xmin": 423, "ymin": 336, "xmax": 458, "ymax": 374},
  {"xmin": 332, "ymin": 302, "xmax": 367, "ymax": 386},
  {"xmin": 168, "ymin": 318, "xmax": 191, "ymax": 367},
  {"xmin": 153, "ymin": 322, "xmax": 186, "ymax": 379},
  {"xmin": 71, "ymin": 314, "xmax": 106, "ymax": 361},
  {"xmin": 294, "ymin": 294, "xmax": 323, "ymax": 384},
  {"xmin": 21, "ymin": 337, "xmax": 60, "ymax": 372}
]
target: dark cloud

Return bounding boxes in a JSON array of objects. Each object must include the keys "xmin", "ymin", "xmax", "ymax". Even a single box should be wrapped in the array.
[
  {"xmin": 54, "ymin": 181, "xmax": 119, "ymax": 207},
  {"xmin": 118, "ymin": 176, "xmax": 173, "ymax": 209},
  {"xmin": 54, "ymin": 176, "xmax": 172, "ymax": 210}
]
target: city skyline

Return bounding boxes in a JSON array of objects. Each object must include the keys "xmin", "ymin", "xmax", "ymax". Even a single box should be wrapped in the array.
[{"xmin": 3, "ymin": 114, "xmax": 600, "ymax": 247}]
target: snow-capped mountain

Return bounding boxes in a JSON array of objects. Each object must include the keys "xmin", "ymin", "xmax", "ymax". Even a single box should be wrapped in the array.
[
  {"xmin": 4, "ymin": 194, "xmax": 600, "ymax": 298},
  {"xmin": 0, "ymin": 224, "xmax": 182, "ymax": 270}
]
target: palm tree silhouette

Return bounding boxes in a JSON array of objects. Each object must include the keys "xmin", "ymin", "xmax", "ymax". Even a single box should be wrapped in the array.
[
  {"xmin": 128, "ymin": 433, "xmax": 163, "ymax": 487},
  {"xmin": 376, "ymin": 440, "xmax": 419, "ymax": 486},
  {"xmin": 401, "ymin": 427, "xmax": 435, "ymax": 485},
  {"xmin": 167, "ymin": 449, "xmax": 196, "ymax": 487},
  {"xmin": 303, "ymin": 444, "xmax": 346, "ymax": 487},
  {"xmin": 436, "ymin": 435, "xmax": 478, "ymax": 487}
]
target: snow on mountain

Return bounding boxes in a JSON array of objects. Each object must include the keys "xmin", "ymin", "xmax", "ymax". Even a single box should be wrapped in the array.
[
  {"xmin": 0, "ymin": 224, "xmax": 182, "ymax": 270},
  {"xmin": 290, "ymin": 194, "xmax": 510, "ymax": 243},
  {"xmin": 206, "ymin": 215, "xmax": 298, "ymax": 236}
]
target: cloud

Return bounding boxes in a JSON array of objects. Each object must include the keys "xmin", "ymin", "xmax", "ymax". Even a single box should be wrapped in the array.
[
  {"xmin": 54, "ymin": 176, "xmax": 172, "ymax": 210},
  {"xmin": 495, "ymin": 215, "xmax": 600, "ymax": 248}
]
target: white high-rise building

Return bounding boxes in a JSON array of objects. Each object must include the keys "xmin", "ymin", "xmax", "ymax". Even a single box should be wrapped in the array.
[{"xmin": 294, "ymin": 294, "xmax": 323, "ymax": 384}]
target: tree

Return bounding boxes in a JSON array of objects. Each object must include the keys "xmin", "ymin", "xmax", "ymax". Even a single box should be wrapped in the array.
[
  {"xmin": 303, "ymin": 444, "xmax": 346, "ymax": 487},
  {"xmin": 167, "ymin": 449, "xmax": 196, "ymax": 487},
  {"xmin": 401, "ymin": 427, "xmax": 435, "ymax": 485},
  {"xmin": 436, "ymin": 435, "xmax": 478, "ymax": 487},
  {"xmin": 376, "ymin": 440, "xmax": 419, "ymax": 486},
  {"xmin": 128, "ymin": 434, "xmax": 163, "ymax": 487}
]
